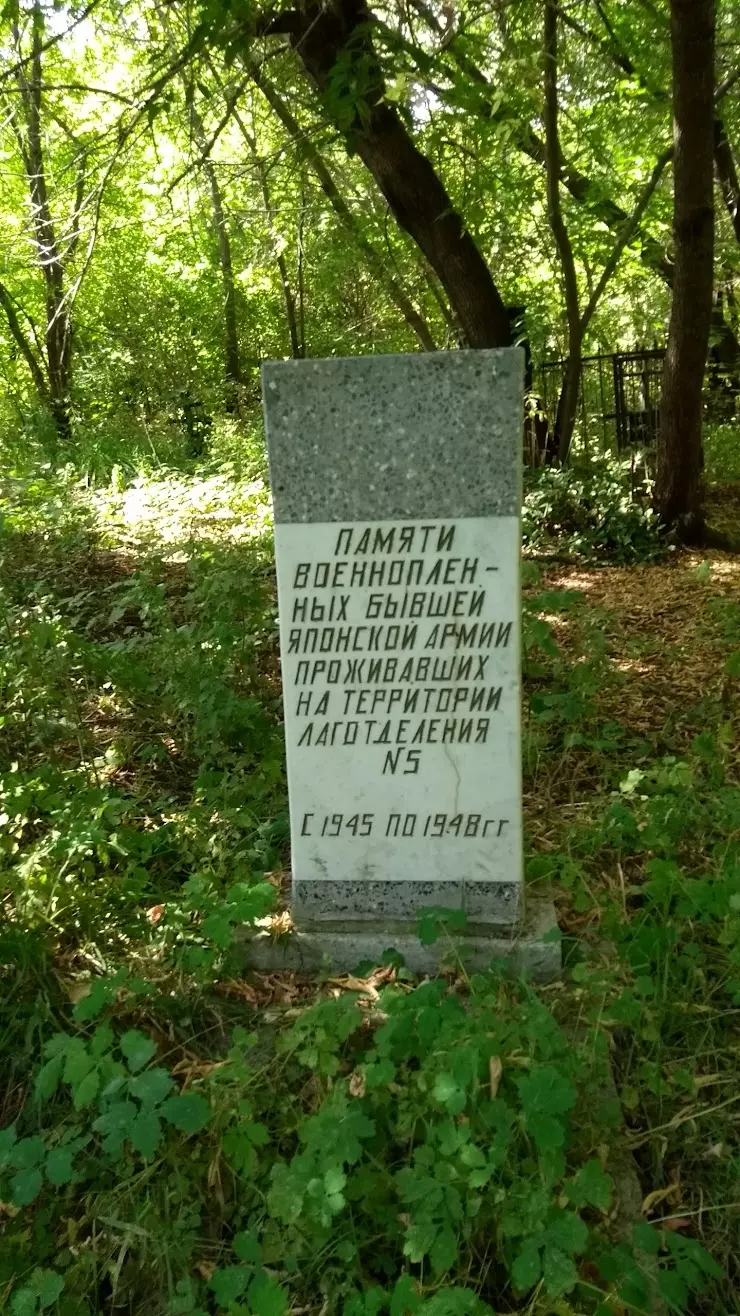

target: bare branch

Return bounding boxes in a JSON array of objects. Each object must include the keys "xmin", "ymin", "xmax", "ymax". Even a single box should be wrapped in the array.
[
  {"xmin": 716, "ymin": 66, "xmax": 740, "ymax": 102},
  {"xmin": 0, "ymin": 279, "xmax": 49, "ymax": 401},
  {"xmin": 580, "ymin": 143, "xmax": 674, "ymax": 331},
  {"xmin": 240, "ymin": 58, "xmax": 437, "ymax": 351},
  {"xmin": 544, "ymin": 0, "xmax": 581, "ymax": 462},
  {"xmin": 714, "ymin": 118, "xmax": 740, "ymax": 243},
  {"xmin": 0, "ymin": 0, "xmax": 106, "ymax": 88},
  {"xmin": 166, "ymin": 75, "xmax": 250, "ymax": 193}
]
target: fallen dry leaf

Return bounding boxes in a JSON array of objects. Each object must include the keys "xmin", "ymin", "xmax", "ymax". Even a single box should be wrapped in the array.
[
  {"xmin": 171, "ymin": 1057, "xmax": 228, "ymax": 1083},
  {"xmin": 489, "ymin": 1056, "xmax": 503, "ymax": 1099},
  {"xmin": 642, "ymin": 1177, "xmax": 682, "ymax": 1216},
  {"xmin": 328, "ymin": 975, "xmax": 380, "ymax": 1000},
  {"xmin": 694, "ymin": 1073, "xmax": 723, "ymax": 1089},
  {"xmin": 217, "ymin": 979, "xmax": 260, "ymax": 1004},
  {"xmin": 349, "ymin": 1071, "xmax": 367, "ymax": 1098}
]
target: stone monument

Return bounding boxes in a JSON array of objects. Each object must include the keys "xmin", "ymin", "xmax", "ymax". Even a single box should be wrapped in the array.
[{"xmin": 254, "ymin": 350, "xmax": 559, "ymax": 979}]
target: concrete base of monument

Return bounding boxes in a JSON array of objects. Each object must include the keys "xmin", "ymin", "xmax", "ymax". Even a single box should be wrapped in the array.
[{"xmin": 239, "ymin": 896, "xmax": 561, "ymax": 983}]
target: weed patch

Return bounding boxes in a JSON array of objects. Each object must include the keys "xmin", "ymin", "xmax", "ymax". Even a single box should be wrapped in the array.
[{"xmin": 0, "ymin": 462, "xmax": 738, "ymax": 1314}]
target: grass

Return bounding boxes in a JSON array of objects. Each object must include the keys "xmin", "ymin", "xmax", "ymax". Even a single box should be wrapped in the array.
[{"xmin": 0, "ymin": 433, "xmax": 739, "ymax": 1315}]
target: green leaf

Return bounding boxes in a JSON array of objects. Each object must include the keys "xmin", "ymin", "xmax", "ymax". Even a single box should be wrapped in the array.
[
  {"xmin": 666, "ymin": 1233, "xmax": 724, "ymax": 1281},
  {"xmin": 430, "ymin": 1224, "xmax": 458, "ymax": 1274},
  {"xmin": 10, "ymin": 1290, "xmax": 37, "ymax": 1316},
  {"xmin": 130, "ymin": 1111, "xmax": 162, "ymax": 1159},
  {"xmin": 0, "ymin": 1124, "xmax": 17, "ymax": 1172},
  {"xmin": 511, "ymin": 1239, "xmax": 542, "ymax": 1291},
  {"xmin": 228, "ymin": 880, "xmax": 276, "ymax": 922},
  {"xmin": 324, "ymin": 1166, "xmax": 346, "ymax": 1195},
  {"xmin": 35, "ymin": 1269, "xmax": 64, "ymax": 1309},
  {"xmin": 63, "ymin": 1043, "xmax": 93, "ymax": 1087},
  {"xmin": 92, "ymin": 1099, "xmax": 138, "ymax": 1155},
  {"xmin": 90, "ymin": 1022, "xmax": 115, "ymax": 1058},
  {"xmin": 35, "ymin": 1056, "xmax": 63, "ymax": 1101},
  {"xmin": 202, "ymin": 912, "xmax": 233, "ymax": 948},
  {"xmin": 222, "ymin": 1127, "xmax": 258, "ymax": 1175},
  {"xmin": 517, "ymin": 1067, "xmax": 576, "ymax": 1116},
  {"xmin": 209, "ymin": 1265, "xmax": 250, "ymax": 1306},
  {"xmin": 542, "ymin": 1245, "xmax": 579, "ymax": 1297},
  {"xmin": 129, "ymin": 1067, "xmax": 173, "ymax": 1109},
  {"xmin": 546, "ymin": 1211, "xmax": 589, "ymax": 1255},
  {"xmin": 724, "ymin": 651, "xmax": 740, "ymax": 677},
  {"xmin": 657, "ymin": 1269, "xmax": 688, "ymax": 1310},
  {"xmin": 433, "ymin": 1071, "xmax": 465, "ymax": 1113},
  {"xmin": 390, "ymin": 1275, "xmax": 421, "ymax": 1316},
  {"xmin": 248, "ymin": 1272, "xmax": 288, "ymax": 1316},
  {"xmin": 417, "ymin": 907, "xmax": 467, "ymax": 946},
  {"xmin": 632, "ymin": 1221, "xmax": 661, "ymax": 1255},
  {"xmin": 12, "ymin": 1136, "xmax": 45, "ymax": 1170},
  {"xmin": 11, "ymin": 1166, "xmax": 43, "ymax": 1206},
  {"xmin": 526, "ymin": 1111, "xmax": 566, "ymax": 1151},
  {"xmin": 160, "ymin": 1092, "xmax": 211, "ymax": 1132},
  {"xmin": 120, "ymin": 1029, "xmax": 156, "ymax": 1073},
  {"xmin": 73, "ymin": 970, "xmax": 126, "ymax": 1022},
  {"xmin": 45, "ymin": 1146, "xmax": 74, "ymax": 1186},
  {"xmin": 233, "ymin": 1231, "xmax": 262, "ymax": 1265},
  {"xmin": 459, "ymin": 1143, "xmax": 486, "ymax": 1170},
  {"xmin": 418, "ymin": 914, "xmax": 442, "ymax": 946},
  {"xmin": 568, "ymin": 1160, "xmax": 613, "ymax": 1211},
  {"xmin": 73, "ymin": 1069, "xmax": 100, "ymax": 1110},
  {"xmin": 366, "ymin": 1057, "xmax": 395, "ymax": 1088},
  {"xmin": 403, "ymin": 1221, "xmax": 438, "ymax": 1263}
]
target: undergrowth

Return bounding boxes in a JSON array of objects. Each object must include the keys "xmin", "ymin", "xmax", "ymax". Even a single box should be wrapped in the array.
[{"xmin": 0, "ymin": 450, "xmax": 738, "ymax": 1314}]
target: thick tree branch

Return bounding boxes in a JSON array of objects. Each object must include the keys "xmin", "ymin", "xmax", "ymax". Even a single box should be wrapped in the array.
[
  {"xmin": 255, "ymin": 0, "xmax": 509, "ymax": 347},
  {"xmin": 0, "ymin": 0, "xmax": 104, "ymax": 87},
  {"xmin": 714, "ymin": 117, "xmax": 740, "ymax": 243},
  {"xmin": 657, "ymin": 0, "xmax": 715, "ymax": 539},
  {"xmin": 0, "ymin": 280, "xmax": 50, "ymax": 402},
  {"xmin": 580, "ymin": 143, "xmax": 675, "ymax": 332},
  {"xmin": 403, "ymin": 0, "xmax": 675, "ymax": 286},
  {"xmin": 244, "ymin": 59, "xmax": 437, "ymax": 351},
  {"xmin": 167, "ymin": 76, "xmax": 250, "ymax": 193},
  {"xmin": 186, "ymin": 80, "xmax": 243, "ymax": 393},
  {"xmin": 543, "ymin": 0, "xmax": 581, "ymax": 462}
]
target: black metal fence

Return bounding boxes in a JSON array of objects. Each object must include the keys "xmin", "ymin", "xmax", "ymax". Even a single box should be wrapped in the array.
[{"xmin": 531, "ymin": 345, "xmax": 738, "ymax": 465}]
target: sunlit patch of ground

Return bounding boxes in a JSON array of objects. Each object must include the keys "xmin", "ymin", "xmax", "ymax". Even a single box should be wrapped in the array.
[
  {"xmin": 541, "ymin": 549, "xmax": 740, "ymax": 757},
  {"xmin": 90, "ymin": 470, "xmax": 273, "ymax": 559}
]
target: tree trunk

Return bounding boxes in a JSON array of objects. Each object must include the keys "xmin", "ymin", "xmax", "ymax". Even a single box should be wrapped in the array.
[
  {"xmin": 264, "ymin": 0, "xmax": 510, "ymax": 348},
  {"xmin": 15, "ymin": 5, "xmax": 73, "ymax": 436},
  {"xmin": 189, "ymin": 98, "xmax": 242, "ymax": 408},
  {"xmin": 657, "ymin": 0, "xmax": 715, "ymax": 539},
  {"xmin": 402, "ymin": 0, "xmax": 740, "ymax": 377},
  {"xmin": 229, "ymin": 101, "xmax": 304, "ymax": 359},
  {"xmin": 205, "ymin": 154, "xmax": 242, "ymax": 406},
  {"xmin": 543, "ymin": 0, "xmax": 581, "ymax": 464},
  {"xmin": 0, "ymin": 279, "xmax": 50, "ymax": 405}
]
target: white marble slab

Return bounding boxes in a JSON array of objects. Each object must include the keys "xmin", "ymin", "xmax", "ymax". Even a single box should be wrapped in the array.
[{"xmin": 273, "ymin": 514, "xmax": 522, "ymax": 917}]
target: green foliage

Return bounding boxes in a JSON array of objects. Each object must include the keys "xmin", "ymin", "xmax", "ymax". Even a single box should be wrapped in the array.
[
  {"xmin": 522, "ymin": 457, "xmax": 663, "ymax": 562},
  {"xmin": 6, "ymin": 967, "xmax": 709, "ymax": 1316},
  {"xmin": 0, "ymin": 462, "xmax": 284, "ymax": 965},
  {"xmin": 0, "ymin": 467, "xmax": 737, "ymax": 1316},
  {"xmin": 704, "ymin": 423, "xmax": 740, "ymax": 484}
]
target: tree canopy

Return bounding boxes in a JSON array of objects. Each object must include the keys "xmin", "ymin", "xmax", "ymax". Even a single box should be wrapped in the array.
[{"xmin": 0, "ymin": 0, "xmax": 737, "ymax": 476}]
